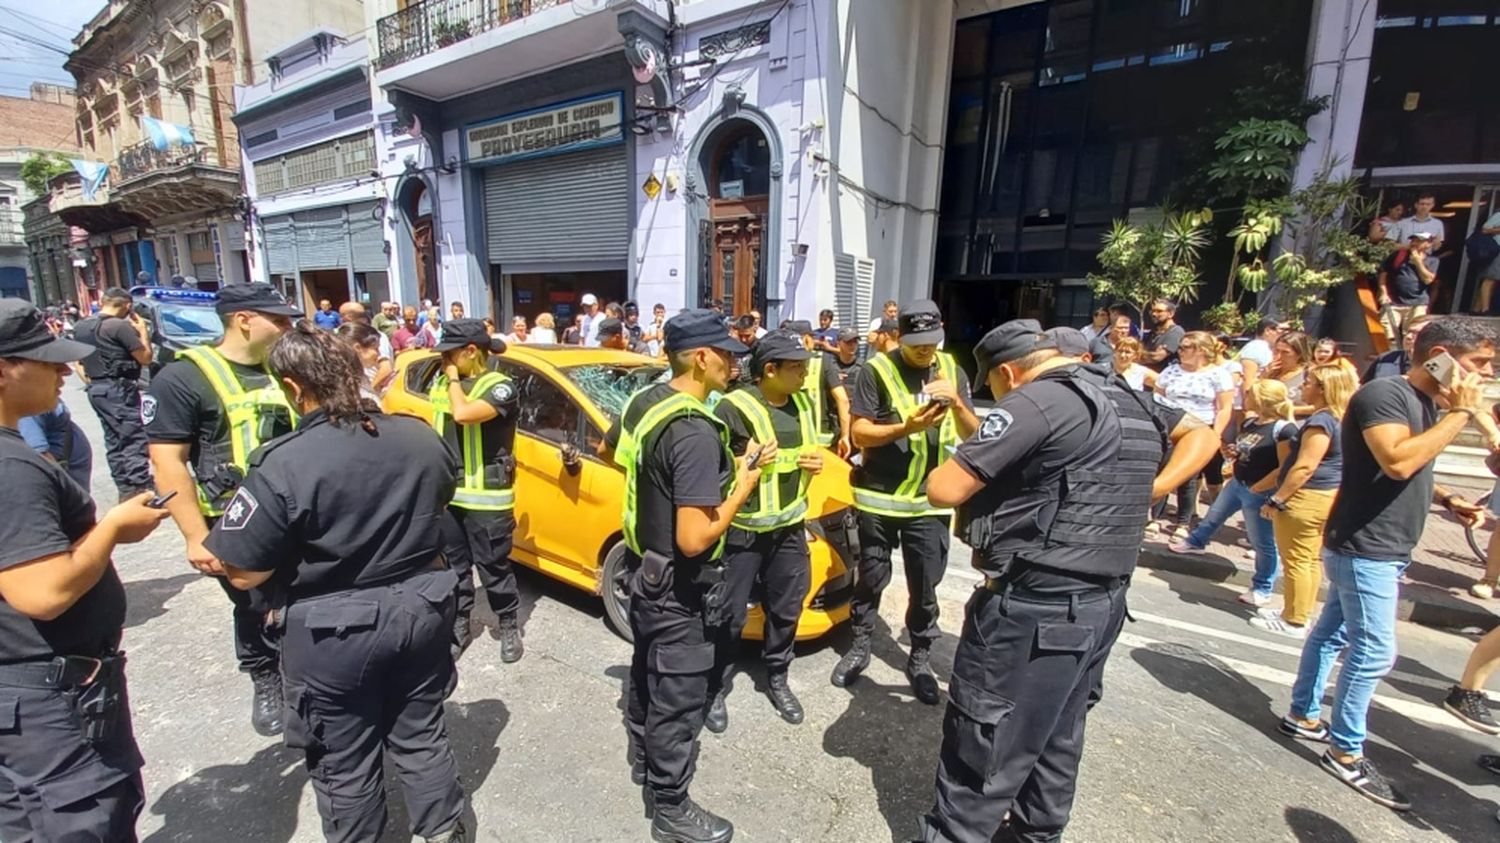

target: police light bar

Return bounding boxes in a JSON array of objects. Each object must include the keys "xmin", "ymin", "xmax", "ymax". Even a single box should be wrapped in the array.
[{"xmin": 130, "ymin": 286, "xmax": 218, "ymax": 303}]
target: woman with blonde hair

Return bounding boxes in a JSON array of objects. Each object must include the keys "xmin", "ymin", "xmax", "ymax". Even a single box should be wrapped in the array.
[
  {"xmin": 1154, "ymin": 331, "xmax": 1235, "ymax": 534},
  {"xmin": 1252, "ymin": 363, "xmax": 1356, "ymax": 638},
  {"xmin": 1111, "ymin": 336, "xmax": 1157, "ymax": 391},
  {"xmin": 530, "ymin": 312, "xmax": 558, "ymax": 344},
  {"xmin": 1171, "ymin": 379, "xmax": 1298, "ymax": 601}
]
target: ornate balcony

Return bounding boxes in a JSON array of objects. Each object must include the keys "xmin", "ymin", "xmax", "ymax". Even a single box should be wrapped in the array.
[
  {"xmin": 375, "ymin": 0, "xmax": 569, "ymax": 70},
  {"xmin": 115, "ymin": 141, "xmax": 209, "ymax": 183},
  {"xmin": 110, "ymin": 139, "xmax": 240, "ymax": 222}
]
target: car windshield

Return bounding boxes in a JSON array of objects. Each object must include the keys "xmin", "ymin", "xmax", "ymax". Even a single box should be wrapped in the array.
[
  {"xmin": 156, "ymin": 304, "xmax": 223, "ymax": 342},
  {"xmin": 560, "ymin": 363, "xmax": 668, "ymax": 422}
]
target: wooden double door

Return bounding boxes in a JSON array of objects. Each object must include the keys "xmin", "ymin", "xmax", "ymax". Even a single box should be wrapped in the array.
[{"xmin": 708, "ymin": 196, "xmax": 766, "ymax": 317}]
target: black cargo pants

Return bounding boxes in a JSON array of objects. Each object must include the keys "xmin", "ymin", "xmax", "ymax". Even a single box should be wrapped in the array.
[
  {"xmin": 715, "ymin": 525, "xmax": 811, "ymax": 691},
  {"xmin": 86, "ymin": 378, "xmax": 152, "ymax": 496},
  {"xmin": 207, "ymin": 516, "xmax": 280, "ymax": 675},
  {"xmin": 449, "ymin": 507, "xmax": 520, "ymax": 621},
  {"xmin": 626, "ymin": 562, "xmax": 721, "ymax": 808},
  {"xmin": 919, "ymin": 581, "xmax": 1128, "ymax": 843},
  {"xmin": 0, "ymin": 673, "xmax": 144, "ymax": 842},
  {"xmin": 850, "ymin": 512, "xmax": 950, "ymax": 647},
  {"xmin": 280, "ymin": 569, "xmax": 466, "ymax": 843}
]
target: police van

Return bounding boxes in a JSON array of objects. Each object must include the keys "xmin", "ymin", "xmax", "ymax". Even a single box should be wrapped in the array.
[{"xmin": 130, "ymin": 287, "xmax": 223, "ymax": 377}]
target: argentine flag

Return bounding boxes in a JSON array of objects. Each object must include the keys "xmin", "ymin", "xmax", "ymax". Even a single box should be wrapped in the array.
[
  {"xmin": 70, "ymin": 159, "xmax": 109, "ymax": 201},
  {"xmin": 142, "ymin": 116, "xmax": 196, "ymax": 151}
]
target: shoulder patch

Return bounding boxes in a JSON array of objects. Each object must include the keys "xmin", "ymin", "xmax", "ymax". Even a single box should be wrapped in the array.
[
  {"xmin": 978, "ymin": 408, "xmax": 1014, "ymax": 441},
  {"xmin": 220, "ymin": 487, "xmax": 259, "ymax": 531},
  {"xmin": 490, "ymin": 381, "xmax": 515, "ymax": 403},
  {"xmin": 140, "ymin": 394, "xmax": 158, "ymax": 425}
]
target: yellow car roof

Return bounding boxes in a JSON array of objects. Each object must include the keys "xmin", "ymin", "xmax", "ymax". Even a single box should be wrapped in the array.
[{"xmin": 502, "ymin": 344, "xmax": 657, "ymax": 368}]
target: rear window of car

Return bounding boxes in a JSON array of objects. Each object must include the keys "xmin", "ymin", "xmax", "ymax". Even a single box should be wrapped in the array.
[{"xmin": 559, "ymin": 363, "xmax": 667, "ymax": 422}]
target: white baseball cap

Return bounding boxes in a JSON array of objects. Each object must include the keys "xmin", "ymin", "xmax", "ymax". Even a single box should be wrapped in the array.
[{"xmin": 581, "ymin": 293, "xmax": 599, "ymax": 305}]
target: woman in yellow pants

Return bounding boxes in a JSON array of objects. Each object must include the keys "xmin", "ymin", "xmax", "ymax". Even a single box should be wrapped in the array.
[{"xmin": 1254, "ymin": 364, "xmax": 1358, "ymax": 638}]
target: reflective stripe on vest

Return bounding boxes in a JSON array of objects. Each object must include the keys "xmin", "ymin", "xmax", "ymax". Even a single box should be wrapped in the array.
[
  {"xmin": 801, "ymin": 354, "xmax": 833, "ymax": 446},
  {"xmin": 430, "ymin": 370, "xmax": 515, "ymax": 511},
  {"xmin": 852, "ymin": 351, "xmax": 960, "ymax": 518},
  {"xmin": 720, "ymin": 389, "xmax": 817, "ymax": 532},
  {"xmin": 178, "ymin": 345, "xmax": 297, "ymax": 517},
  {"xmin": 614, "ymin": 388, "xmax": 733, "ymax": 558}
]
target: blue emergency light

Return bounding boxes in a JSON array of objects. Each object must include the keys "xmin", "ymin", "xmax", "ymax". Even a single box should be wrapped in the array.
[{"xmin": 130, "ymin": 286, "xmax": 218, "ymax": 303}]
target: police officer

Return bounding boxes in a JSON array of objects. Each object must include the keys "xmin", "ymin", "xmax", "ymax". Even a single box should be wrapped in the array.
[
  {"xmin": 709, "ymin": 329, "xmax": 823, "ymax": 731},
  {"xmin": 604, "ymin": 309, "xmax": 761, "ymax": 843},
  {"xmin": 917, "ymin": 320, "xmax": 1215, "ymax": 843},
  {"xmin": 780, "ymin": 320, "xmax": 838, "ymax": 451},
  {"xmin": 145, "ymin": 282, "xmax": 301, "ymax": 735},
  {"xmin": 832, "ymin": 299, "xmax": 979, "ymax": 704},
  {"xmin": 824, "ymin": 327, "xmax": 861, "ymax": 458},
  {"xmin": 206, "ymin": 324, "xmax": 467, "ymax": 843},
  {"xmin": 430, "ymin": 319, "xmax": 524, "ymax": 662},
  {"xmin": 73, "ymin": 286, "xmax": 154, "ymax": 498},
  {"xmin": 0, "ymin": 299, "xmax": 169, "ymax": 841},
  {"xmin": 598, "ymin": 316, "xmax": 651, "ymax": 355}
]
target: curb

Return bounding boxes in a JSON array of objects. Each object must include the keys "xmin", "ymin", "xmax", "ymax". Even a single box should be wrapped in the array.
[{"xmin": 1137, "ymin": 546, "xmax": 1500, "ymax": 632}]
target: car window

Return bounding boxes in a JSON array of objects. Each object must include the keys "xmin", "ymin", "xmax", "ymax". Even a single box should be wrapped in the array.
[
  {"xmin": 495, "ymin": 361, "xmax": 581, "ymax": 446},
  {"xmin": 559, "ymin": 363, "xmax": 668, "ymax": 423},
  {"xmin": 156, "ymin": 304, "xmax": 223, "ymax": 342},
  {"xmin": 403, "ymin": 356, "xmax": 443, "ymax": 400}
]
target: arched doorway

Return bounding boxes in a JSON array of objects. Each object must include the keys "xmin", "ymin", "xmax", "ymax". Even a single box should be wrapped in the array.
[
  {"xmin": 702, "ymin": 121, "xmax": 771, "ymax": 316},
  {"xmin": 399, "ymin": 177, "xmax": 437, "ymax": 304}
]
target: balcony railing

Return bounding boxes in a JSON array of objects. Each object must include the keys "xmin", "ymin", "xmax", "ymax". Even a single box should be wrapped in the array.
[
  {"xmin": 376, "ymin": 0, "xmax": 569, "ymax": 70},
  {"xmin": 115, "ymin": 141, "xmax": 211, "ymax": 183}
]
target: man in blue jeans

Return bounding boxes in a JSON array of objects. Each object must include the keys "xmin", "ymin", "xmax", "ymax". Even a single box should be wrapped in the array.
[{"xmin": 1278, "ymin": 317, "xmax": 1494, "ymax": 811}]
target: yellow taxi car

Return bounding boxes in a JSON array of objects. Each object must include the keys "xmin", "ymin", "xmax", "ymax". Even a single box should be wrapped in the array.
[{"xmin": 383, "ymin": 344, "xmax": 855, "ymax": 642}]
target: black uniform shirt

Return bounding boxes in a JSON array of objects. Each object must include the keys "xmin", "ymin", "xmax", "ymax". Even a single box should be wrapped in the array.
[
  {"xmin": 440, "ymin": 374, "xmax": 518, "ymax": 478},
  {"xmin": 76, "ymin": 314, "xmax": 145, "ymax": 380},
  {"xmin": 821, "ymin": 352, "xmax": 858, "ymax": 432},
  {"xmin": 849, "ymin": 350, "xmax": 973, "ymax": 495},
  {"xmin": 204, "ymin": 411, "xmax": 458, "ymax": 596},
  {"xmin": 0, "ymin": 427, "xmax": 125, "ymax": 660},
  {"xmin": 145, "ymin": 354, "xmax": 292, "ymax": 468},
  {"xmin": 714, "ymin": 386, "xmax": 805, "ymax": 514},
  {"xmin": 605, "ymin": 383, "xmax": 733, "ymax": 563}
]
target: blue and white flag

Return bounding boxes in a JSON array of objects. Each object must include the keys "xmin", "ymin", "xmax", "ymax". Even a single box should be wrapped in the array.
[
  {"xmin": 141, "ymin": 116, "xmax": 196, "ymax": 151},
  {"xmin": 70, "ymin": 159, "xmax": 109, "ymax": 200}
]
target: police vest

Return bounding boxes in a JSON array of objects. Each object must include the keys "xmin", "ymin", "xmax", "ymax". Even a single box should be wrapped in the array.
[
  {"xmin": 852, "ymin": 351, "xmax": 961, "ymax": 518},
  {"xmin": 967, "ymin": 367, "xmax": 1165, "ymax": 578},
  {"xmin": 74, "ymin": 315, "xmax": 139, "ymax": 380},
  {"xmin": 178, "ymin": 345, "xmax": 298, "ymax": 517},
  {"xmin": 613, "ymin": 388, "xmax": 734, "ymax": 559},
  {"xmin": 800, "ymin": 354, "xmax": 835, "ymax": 446},
  {"xmin": 719, "ymin": 389, "xmax": 817, "ymax": 532},
  {"xmin": 429, "ymin": 371, "xmax": 516, "ymax": 512}
]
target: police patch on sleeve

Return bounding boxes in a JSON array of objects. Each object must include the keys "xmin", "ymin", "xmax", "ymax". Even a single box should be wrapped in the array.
[
  {"xmin": 978, "ymin": 408, "xmax": 1014, "ymax": 441},
  {"xmin": 140, "ymin": 395, "xmax": 157, "ymax": 426},
  {"xmin": 220, "ymin": 488, "xmax": 259, "ymax": 531},
  {"xmin": 490, "ymin": 382, "xmax": 515, "ymax": 403}
]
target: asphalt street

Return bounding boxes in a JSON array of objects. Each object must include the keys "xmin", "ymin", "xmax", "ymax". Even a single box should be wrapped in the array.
[{"xmin": 58, "ymin": 379, "xmax": 1500, "ymax": 842}]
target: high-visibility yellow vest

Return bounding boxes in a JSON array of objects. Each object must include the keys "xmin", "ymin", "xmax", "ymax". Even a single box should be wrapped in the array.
[
  {"xmin": 801, "ymin": 353, "xmax": 834, "ymax": 446},
  {"xmin": 853, "ymin": 351, "xmax": 960, "ymax": 518},
  {"xmin": 178, "ymin": 345, "xmax": 297, "ymax": 517},
  {"xmin": 719, "ymin": 389, "xmax": 817, "ymax": 532},
  {"xmin": 613, "ymin": 388, "xmax": 733, "ymax": 559},
  {"xmin": 430, "ymin": 370, "xmax": 517, "ymax": 512}
]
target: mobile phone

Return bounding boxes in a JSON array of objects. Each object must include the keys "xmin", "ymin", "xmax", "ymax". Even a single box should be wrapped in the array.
[
  {"xmin": 745, "ymin": 446, "xmax": 765, "ymax": 469},
  {"xmin": 1423, "ymin": 351, "xmax": 1457, "ymax": 385},
  {"xmin": 145, "ymin": 491, "xmax": 177, "ymax": 509}
]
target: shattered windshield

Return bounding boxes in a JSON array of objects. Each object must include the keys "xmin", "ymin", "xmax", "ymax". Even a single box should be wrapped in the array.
[{"xmin": 561, "ymin": 363, "xmax": 668, "ymax": 422}]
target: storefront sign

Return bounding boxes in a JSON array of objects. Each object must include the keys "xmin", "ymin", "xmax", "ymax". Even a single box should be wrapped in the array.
[{"xmin": 465, "ymin": 92, "xmax": 624, "ymax": 166}]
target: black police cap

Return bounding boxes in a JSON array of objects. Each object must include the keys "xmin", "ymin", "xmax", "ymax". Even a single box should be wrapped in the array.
[
  {"xmin": 596, "ymin": 317, "xmax": 624, "ymax": 339},
  {"xmin": 783, "ymin": 319, "xmax": 814, "ymax": 337},
  {"xmin": 665, "ymin": 309, "xmax": 749, "ymax": 354},
  {"xmin": 750, "ymin": 330, "xmax": 812, "ymax": 372},
  {"xmin": 215, "ymin": 282, "xmax": 304, "ymax": 317},
  {"xmin": 898, "ymin": 299, "xmax": 944, "ymax": 346},
  {"xmin": 433, "ymin": 318, "xmax": 507, "ymax": 353},
  {"xmin": 973, "ymin": 319, "xmax": 1057, "ymax": 385},
  {"xmin": 837, "ymin": 327, "xmax": 860, "ymax": 343},
  {"xmin": 1043, "ymin": 326, "xmax": 1090, "ymax": 358},
  {"xmin": 0, "ymin": 299, "xmax": 95, "ymax": 362}
]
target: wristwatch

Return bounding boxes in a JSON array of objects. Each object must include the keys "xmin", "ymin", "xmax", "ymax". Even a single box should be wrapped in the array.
[{"xmin": 1269, "ymin": 497, "xmax": 1289, "ymax": 511}]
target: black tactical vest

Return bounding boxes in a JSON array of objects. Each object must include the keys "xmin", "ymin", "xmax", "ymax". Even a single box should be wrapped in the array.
[{"xmin": 74, "ymin": 314, "xmax": 140, "ymax": 380}]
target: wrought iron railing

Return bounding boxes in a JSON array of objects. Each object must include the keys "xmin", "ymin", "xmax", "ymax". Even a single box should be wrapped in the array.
[
  {"xmin": 115, "ymin": 141, "xmax": 210, "ymax": 182},
  {"xmin": 375, "ymin": 0, "xmax": 569, "ymax": 70}
]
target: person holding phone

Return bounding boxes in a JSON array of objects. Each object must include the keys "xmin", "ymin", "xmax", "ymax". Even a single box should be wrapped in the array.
[
  {"xmin": 0, "ymin": 299, "xmax": 170, "ymax": 841},
  {"xmin": 1377, "ymin": 231, "xmax": 1439, "ymax": 344}
]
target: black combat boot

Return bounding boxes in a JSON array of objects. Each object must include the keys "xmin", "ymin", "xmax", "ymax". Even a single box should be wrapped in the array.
[
  {"xmin": 766, "ymin": 672, "xmax": 804, "ymax": 724},
  {"xmin": 451, "ymin": 612, "xmax": 474, "ymax": 660},
  {"xmin": 906, "ymin": 645, "xmax": 940, "ymax": 705},
  {"xmin": 651, "ymin": 797, "xmax": 734, "ymax": 843},
  {"xmin": 630, "ymin": 739, "xmax": 647, "ymax": 786},
  {"xmin": 250, "ymin": 669, "xmax": 285, "ymax": 737},
  {"xmin": 830, "ymin": 633, "xmax": 871, "ymax": 687},
  {"xmin": 497, "ymin": 615, "xmax": 523, "ymax": 663},
  {"xmin": 703, "ymin": 691, "xmax": 728, "ymax": 734}
]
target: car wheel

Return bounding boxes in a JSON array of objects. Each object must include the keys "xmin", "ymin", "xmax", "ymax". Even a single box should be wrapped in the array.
[{"xmin": 601, "ymin": 540, "xmax": 633, "ymax": 643}]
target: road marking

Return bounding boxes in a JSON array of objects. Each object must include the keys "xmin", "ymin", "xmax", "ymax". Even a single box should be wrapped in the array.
[{"xmin": 1116, "ymin": 631, "xmax": 1461, "ymax": 731}]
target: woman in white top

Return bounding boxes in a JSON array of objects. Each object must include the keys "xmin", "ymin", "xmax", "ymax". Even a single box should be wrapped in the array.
[
  {"xmin": 1112, "ymin": 336, "xmax": 1156, "ymax": 391},
  {"xmin": 334, "ymin": 322, "xmax": 388, "ymax": 403},
  {"xmin": 529, "ymin": 312, "xmax": 558, "ymax": 344},
  {"xmin": 1154, "ymin": 331, "xmax": 1234, "ymax": 535},
  {"xmin": 1080, "ymin": 307, "xmax": 1111, "ymax": 343}
]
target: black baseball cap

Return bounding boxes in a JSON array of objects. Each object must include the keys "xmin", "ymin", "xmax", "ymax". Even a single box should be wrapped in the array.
[
  {"xmin": 215, "ymin": 282, "xmax": 303, "ymax": 317},
  {"xmin": 878, "ymin": 318, "xmax": 899, "ymax": 334},
  {"xmin": 0, "ymin": 299, "xmax": 95, "ymax": 362},
  {"xmin": 665, "ymin": 309, "xmax": 749, "ymax": 354},
  {"xmin": 783, "ymin": 319, "xmax": 814, "ymax": 337},
  {"xmin": 1043, "ymin": 326, "xmax": 1090, "ymax": 358},
  {"xmin": 837, "ymin": 327, "xmax": 860, "ymax": 343},
  {"xmin": 751, "ymin": 330, "xmax": 812, "ymax": 371},
  {"xmin": 973, "ymin": 318, "xmax": 1050, "ymax": 385},
  {"xmin": 596, "ymin": 317, "xmax": 624, "ymax": 339},
  {"xmin": 433, "ymin": 318, "xmax": 507, "ymax": 353},
  {"xmin": 898, "ymin": 299, "xmax": 944, "ymax": 346}
]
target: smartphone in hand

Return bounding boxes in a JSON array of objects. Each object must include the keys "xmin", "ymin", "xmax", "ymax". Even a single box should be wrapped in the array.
[
  {"xmin": 145, "ymin": 491, "xmax": 177, "ymax": 509},
  {"xmin": 1423, "ymin": 351, "xmax": 1458, "ymax": 385}
]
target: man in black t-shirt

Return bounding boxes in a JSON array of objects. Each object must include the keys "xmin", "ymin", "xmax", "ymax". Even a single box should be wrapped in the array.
[
  {"xmin": 1280, "ymin": 317, "xmax": 1494, "ymax": 812},
  {"xmin": 603, "ymin": 310, "xmax": 759, "ymax": 842},
  {"xmin": 74, "ymin": 287, "xmax": 154, "ymax": 498},
  {"xmin": 823, "ymin": 328, "xmax": 861, "ymax": 458},
  {"xmin": 1377, "ymin": 232, "xmax": 1439, "ymax": 344},
  {"xmin": 0, "ymin": 300, "xmax": 169, "ymax": 841},
  {"xmin": 1143, "ymin": 298, "xmax": 1185, "ymax": 370},
  {"xmin": 146, "ymin": 283, "xmax": 301, "ymax": 737}
]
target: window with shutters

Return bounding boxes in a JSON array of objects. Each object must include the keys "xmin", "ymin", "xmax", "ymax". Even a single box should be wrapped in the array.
[{"xmin": 252, "ymin": 132, "xmax": 375, "ymax": 196}]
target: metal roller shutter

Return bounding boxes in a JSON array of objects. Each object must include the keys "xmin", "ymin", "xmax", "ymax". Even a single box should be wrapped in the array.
[
  {"xmin": 348, "ymin": 202, "xmax": 386, "ymax": 273},
  {"xmin": 193, "ymin": 261, "xmax": 219, "ymax": 286},
  {"xmin": 263, "ymin": 215, "xmax": 295, "ymax": 274},
  {"xmin": 484, "ymin": 144, "xmax": 628, "ymax": 265},
  {"xmin": 295, "ymin": 207, "xmax": 347, "ymax": 270}
]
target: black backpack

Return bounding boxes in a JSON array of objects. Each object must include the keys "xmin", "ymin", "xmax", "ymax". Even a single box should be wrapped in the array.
[{"xmin": 1466, "ymin": 225, "xmax": 1500, "ymax": 265}]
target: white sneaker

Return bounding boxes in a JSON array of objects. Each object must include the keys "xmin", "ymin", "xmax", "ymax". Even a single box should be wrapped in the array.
[
  {"xmin": 1255, "ymin": 605, "xmax": 1281, "ymax": 618},
  {"xmin": 1250, "ymin": 613, "xmax": 1307, "ymax": 639},
  {"xmin": 1471, "ymin": 581, "xmax": 1497, "ymax": 600},
  {"xmin": 1168, "ymin": 539, "xmax": 1206, "ymax": 555},
  {"xmin": 1237, "ymin": 590, "xmax": 1272, "ymax": 607},
  {"xmin": 1243, "ymin": 549, "xmax": 1256, "ymax": 561}
]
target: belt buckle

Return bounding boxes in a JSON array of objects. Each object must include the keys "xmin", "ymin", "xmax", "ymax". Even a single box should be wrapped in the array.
[{"xmin": 49, "ymin": 656, "xmax": 103, "ymax": 688}]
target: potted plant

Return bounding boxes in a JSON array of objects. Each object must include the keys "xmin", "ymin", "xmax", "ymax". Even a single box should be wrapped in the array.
[{"xmin": 432, "ymin": 14, "xmax": 473, "ymax": 48}]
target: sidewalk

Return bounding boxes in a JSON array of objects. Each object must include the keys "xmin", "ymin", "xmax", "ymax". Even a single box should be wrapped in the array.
[{"xmin": 1137, "ymin": 493, "xmax": 1500, "ymax": 632}]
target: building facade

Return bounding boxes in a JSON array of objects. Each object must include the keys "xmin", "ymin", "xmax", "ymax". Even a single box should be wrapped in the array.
[{"xmin": 0, "ymin": 86, "xmax": 83, "ymax": 303}]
